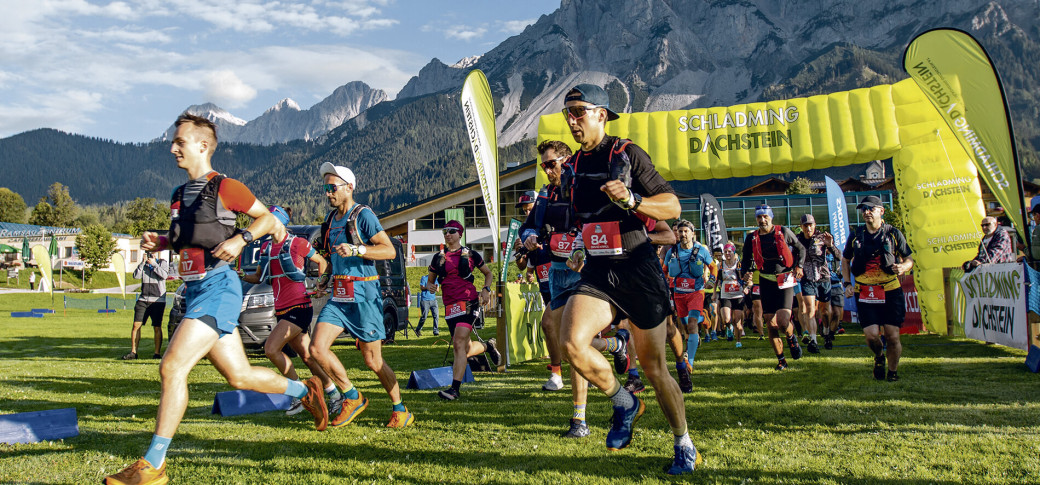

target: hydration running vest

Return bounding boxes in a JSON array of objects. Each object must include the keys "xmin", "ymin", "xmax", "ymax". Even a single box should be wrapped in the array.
[
  {"xmin": 849, "ymin": 224, "xmax": 898, "ymax": 277},
  {"xmin": 568, "ymin": 138, "xmax": 649, "ymax": 255},
  {"xmin": 430, "ymin": 247, "xmax": 474, "ymax": 282},
  {"xmin": 751, "ymin": 225, "xmax": 794, "ymax": 271},
  {"xmin": 257, "ymin": 234, "xmax": 307, "ymax": 284},
  {"xmin": 169, "ymin": 173, "xmax": 236, "ymax": 253},
  {"xmin": 318, "ymin": 203, "xmax": 369, "ymax": 252}
]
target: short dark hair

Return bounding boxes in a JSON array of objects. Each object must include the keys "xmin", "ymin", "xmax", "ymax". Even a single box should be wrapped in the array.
[
  {"xmin": 537, "ymin": 140, "xmax": 572, "ymax": 158},
  {"xmin": 175, "ymin": 112, "xmax": 218, "ymax": 150}
]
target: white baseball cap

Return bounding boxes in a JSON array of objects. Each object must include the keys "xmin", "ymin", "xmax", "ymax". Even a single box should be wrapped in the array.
[{"xmin": 320, "ymin": 162, "xmax": 357, "ymax": 190}]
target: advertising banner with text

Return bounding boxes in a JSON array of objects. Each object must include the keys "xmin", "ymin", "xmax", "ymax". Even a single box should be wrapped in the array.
[{"xmin": 960, "ymin": 262, "xmax": 1027, "ymax": 349}]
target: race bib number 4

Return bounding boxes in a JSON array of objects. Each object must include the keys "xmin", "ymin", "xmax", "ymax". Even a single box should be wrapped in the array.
[
  {"xmin": 179, "ymin": 248, "xmax": 207, "ymax": 281},
  {"xmin": 581, "ymin": 222, "xmax": 623, "ymax": 256},
  {"xmin": 331, "ymin": 276, "xmax": 356, "ymax": 303},
  {"xmin": 776, "ymin": 272, "xmax": 796, "ymax": 290},
  {"xmin": 550, "ymin": 233, "xmax": 574, "ymax": 258},
  {"xmin": 446, "ymin": 301, "xmax": 468, "ymax": 319},
  {"xmin": 859, "ymin": 285, "xmax": 885, "ymax": 304},
  {"xmin": 674, "ymin": 277, "xmax": 698, "ymax": 294},
  {"xmin": 536, "ymin": 263, "xmax": 551, "ymax": 283}
]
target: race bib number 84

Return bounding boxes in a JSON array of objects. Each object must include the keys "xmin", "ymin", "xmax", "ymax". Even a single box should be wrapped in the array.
[{"xmin": 581, "ymin": 222, "xmax": 623, "ymax": 256}]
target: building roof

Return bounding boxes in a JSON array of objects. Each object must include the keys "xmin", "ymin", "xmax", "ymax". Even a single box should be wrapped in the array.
[
  {"xmin": 731, "ymin": 177, "xmax": 791, "ymax": 196},
  {"xmin": 0, "ymin": 222, "xmax": 81, "ymax": 238}
]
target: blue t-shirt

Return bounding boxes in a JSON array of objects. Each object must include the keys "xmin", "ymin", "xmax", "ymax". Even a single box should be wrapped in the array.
[
  {"xmin": 419, "ymin": 274, "xmax": 437, "ymax": 301},
  {"xmin": 666, "ymin": 243, "xmax": 713, "ymax": 291},
  {"xmin": 327, "ymin": 204, "xmax": 383, "ymax": 301}
]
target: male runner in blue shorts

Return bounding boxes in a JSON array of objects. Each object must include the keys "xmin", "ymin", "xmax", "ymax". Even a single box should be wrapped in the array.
[
  {"xmin": 105, "ymin": 114, "xmax": 325, "ymax": 485},
  {"xmin": 306, "ymin": 162, "xmax": 413, "ymax": 429}
]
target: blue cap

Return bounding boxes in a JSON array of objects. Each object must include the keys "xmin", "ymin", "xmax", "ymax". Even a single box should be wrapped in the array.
[
  {"xmin": 754, "ymin": 204, "xmax": 774, "ymax": 218},
  {"xmin": 268, "ymin": 206, "xmax": 291, "ymax": 226},
  {"xmin": 565, "ymin": 84, "xmax": 619, "ymax": 121}
]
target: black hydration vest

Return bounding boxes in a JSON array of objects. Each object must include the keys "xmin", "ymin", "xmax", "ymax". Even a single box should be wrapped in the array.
[
  {"xmin": 568, "ymin": 137, "xmax": 650, "ymax": 255},
  {"xmin": 536, "ymin": 178, "xmax": 578, "ymax": 263},
  {"xmin": 430, "ymin": 247, "xmax": 474, "ymax": 282},
  {"xmin": 169, "ymin": 174, "xmax": 236, "ymax": 253},
  {"xmin": 849, "ymin": 224, "xmax": 898, "ymax": 277}
]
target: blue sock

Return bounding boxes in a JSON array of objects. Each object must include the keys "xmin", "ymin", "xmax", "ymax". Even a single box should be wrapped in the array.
[
  {"xmin": 143, "ymin": 434, "xmax": 172, "ymax": 469},
  {"xmin": 342, "ymin": 385, "xmax": 360, "ymax": 400},
  {"xmin": 628, "ymin": 367, "xmax": 640, "ymax": 378},
  {"xmin": 687, "ymin": 334, "xmax": 700, "ymax": 362},
  {"xmin": 392, "ymin": 399, "xmax": 406, "ymax": 413},
  {"xmin": 284, "ymin": 379, "xmax": 308, "ymax": 399}
]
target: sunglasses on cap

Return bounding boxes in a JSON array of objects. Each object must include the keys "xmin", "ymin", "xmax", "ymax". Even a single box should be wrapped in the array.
[
  {"xmin": 541, "ymin": 155, "xmax": 567, "ymax": 170},
  {"xmin": 322, "ymin": 183, "xmax": 348, "ymax": 193},
  {"xmin": 442, "ymin": 228, "xmax": 460, "ymax": 235},
  {"xmin": 561, "ymin": 105, "xmax": 603, "ymax": 120}
]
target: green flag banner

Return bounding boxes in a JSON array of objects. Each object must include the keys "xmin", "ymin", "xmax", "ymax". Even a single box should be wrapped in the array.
[
  {"xmin": 500, "ymin": 218, "xmax": 521, "ymax": 282},
  {"xmin": 461, "ymin": 69, "xmax": 500, "ymax": 253},
  {"xmin": 904, "ymin": 28, "xmax": 1026, "ymax": 243},
  {"xmin": 501, "ymin": 282, "xmax": 547, "ymax": 366}
]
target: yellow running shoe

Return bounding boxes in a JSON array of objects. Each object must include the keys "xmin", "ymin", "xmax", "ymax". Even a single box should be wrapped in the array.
[
  {"xmin": 386, "ymin": 408, "xmax": 414, "ymax": 428},
  {"xmin": 330, "ymin": 393, "xmax": 368, "ymax": 427},
  {"xmin": 104, "ymin": 458, "xmax": 168, "ymax": 485}
]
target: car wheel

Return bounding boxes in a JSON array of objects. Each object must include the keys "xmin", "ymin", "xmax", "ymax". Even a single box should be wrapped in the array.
[{"xmin": 383, "ymin": 310, "xmax": 396, "ymax": 344}]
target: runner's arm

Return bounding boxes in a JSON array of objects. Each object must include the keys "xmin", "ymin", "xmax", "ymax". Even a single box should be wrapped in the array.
[
  {"xmin": 212, "ymin": 199, "xmax": 276, "ymax": 262},
  {"xmin": 477, "ymin": 263, "xmax": 493, "ymax": 307},
  {"xmin": 355, "ymin": 230, "xmax": 396, "ymax": 260},
  {"xmin": 241, "ymin": 263, "xmax": 263, "ymax": 284},
  {"xmin": 647, "ymin": 220, "xmax": 675, "ymax": 246}
]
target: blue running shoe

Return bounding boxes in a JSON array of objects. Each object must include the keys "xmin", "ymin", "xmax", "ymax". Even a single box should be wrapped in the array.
[
  {"xmin": 667, "ymin": 445, "xmax": 702, "ymax": 475},
  {"xmin": 606, "ymin": 394, "xmax": 645, "ymax": 451}
]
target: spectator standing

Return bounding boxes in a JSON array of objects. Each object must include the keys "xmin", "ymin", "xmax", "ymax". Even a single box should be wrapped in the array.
[
  {"xmin": 964, "ymin": 216, "xmax": 1015, "ymax": 271},
  {"xmin": 416, "ymin": 274, "xmax": 440, "ymax": 336},
  {"xmin": 123, "ymin": 251, "xmax": 170, "ymax": 360}
]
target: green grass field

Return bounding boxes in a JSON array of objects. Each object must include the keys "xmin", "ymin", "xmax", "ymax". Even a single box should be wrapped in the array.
[{"xmin": 1, "ymin": 292, "xmax": 1039, "ymax": 484}]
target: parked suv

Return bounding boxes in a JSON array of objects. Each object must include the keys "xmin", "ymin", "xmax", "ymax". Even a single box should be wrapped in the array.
[{"xmin": 168, "ymin": 225, "xmax": 410, "ymax": 347}]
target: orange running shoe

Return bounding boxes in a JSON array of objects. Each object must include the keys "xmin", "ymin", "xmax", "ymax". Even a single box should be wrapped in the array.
[
  {"xmin": 300, "ymin": 376, "xmax": 329, "ymax": 431},
  {"xmin": 386, "ymin": 408, "xmax": 414, "ymax": 428},
  {"xmin": 330, "ymin": 393, "xmax": 368, "ymax": 427},
  {"xmin": 103, "ymin": 458, "xmax": 168, "ymax": 485}
]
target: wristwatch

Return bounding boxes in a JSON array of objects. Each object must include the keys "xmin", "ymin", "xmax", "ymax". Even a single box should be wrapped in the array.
[
  {"xmin": 356, "ymin": 245, "xmax": 367, "ymax": 256},
  {"xmin": 482, "ymin": 285, "xmax": 491, "ymax": 292},
  {"xmin": 239, "ymin": 230, "xmax": 254, "ymax": 244}
]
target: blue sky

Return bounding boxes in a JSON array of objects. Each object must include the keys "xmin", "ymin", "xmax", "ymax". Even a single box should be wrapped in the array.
[{"xmin": 0, "ymin": 0, "xmax": 561, "ymax": 142}]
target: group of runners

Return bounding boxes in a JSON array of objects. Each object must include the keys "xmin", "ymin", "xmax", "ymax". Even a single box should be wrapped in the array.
[{"xmin": 105, "ymin": 83, "xmax": 914, "ymax": 484}]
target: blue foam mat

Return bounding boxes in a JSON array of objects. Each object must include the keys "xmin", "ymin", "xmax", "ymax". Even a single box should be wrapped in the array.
[
  {"xmin": 0, "ymin": 408, "xmax": 79, "ymax": 445},
  {"xmin": 10, "ymin": 312, "xmax": 42, "ymax": 318},
  {"xmin": 406, "ymin": 365, "xmax": 474, "ymax": 390},
  {"xmin": 1026, "ymin": 345, "xmax": 1040, "ymax": 373},
  {"xmin": 212, "ymin": 390, "xmax": 293, "ymax": 416}
]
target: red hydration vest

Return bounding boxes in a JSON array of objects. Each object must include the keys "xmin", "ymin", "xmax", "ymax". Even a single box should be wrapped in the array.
[{"xmin": 751, "ymin": 225, "xmax": 794, "ymax": 271}]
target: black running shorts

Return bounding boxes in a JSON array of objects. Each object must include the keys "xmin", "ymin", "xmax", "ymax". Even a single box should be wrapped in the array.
[
  {"xmin": 573, "ymin": 245, "xmax": 670, "ymax": 330},
  {"xmin": 276, "ymin": 305, "xmax": 314, "ymax": 334},
  {"xmin": 134, "ymin": 299, "xmax": 167, "ymax": 327},
  {"xmin": 759, "ymin": 278, "xmax": 794, "ymax": 315},
  {"xmin": 856, "ymin": 287, "xmax": 905, "ymax": 329}
]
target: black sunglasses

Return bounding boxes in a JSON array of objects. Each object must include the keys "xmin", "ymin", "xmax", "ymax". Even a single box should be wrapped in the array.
[{"xmin": 442, "ymin": 228, "xmax": 460, "ymax": 235}]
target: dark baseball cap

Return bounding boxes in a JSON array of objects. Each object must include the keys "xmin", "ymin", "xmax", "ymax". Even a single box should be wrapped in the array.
[
  {"xmin": 565, "ymin": 84, "xmax": 619, "ymax": 121},
  {"xmin": 515, "ymin": 190, "xmax": 537, "ymax": 208},
  {"xmin": 800, "ymin": 214, "xmax": 815, "ymax": 224},
  {"xmin": 856, "ymin": 195, "xmax": 883, "ymax": 210}
]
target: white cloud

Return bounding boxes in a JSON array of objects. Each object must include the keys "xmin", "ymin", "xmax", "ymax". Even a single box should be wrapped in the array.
[
  {"xmin": 202, "ymin": 70, "xmax": 257, "ymax": 107},
  {"xmin": 445, "ymin": 25, "xmax": 487, "ymax": 41},
  {"xmin": 500, "ymin": 18, "xmax": 536, "ymax": 35}
]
